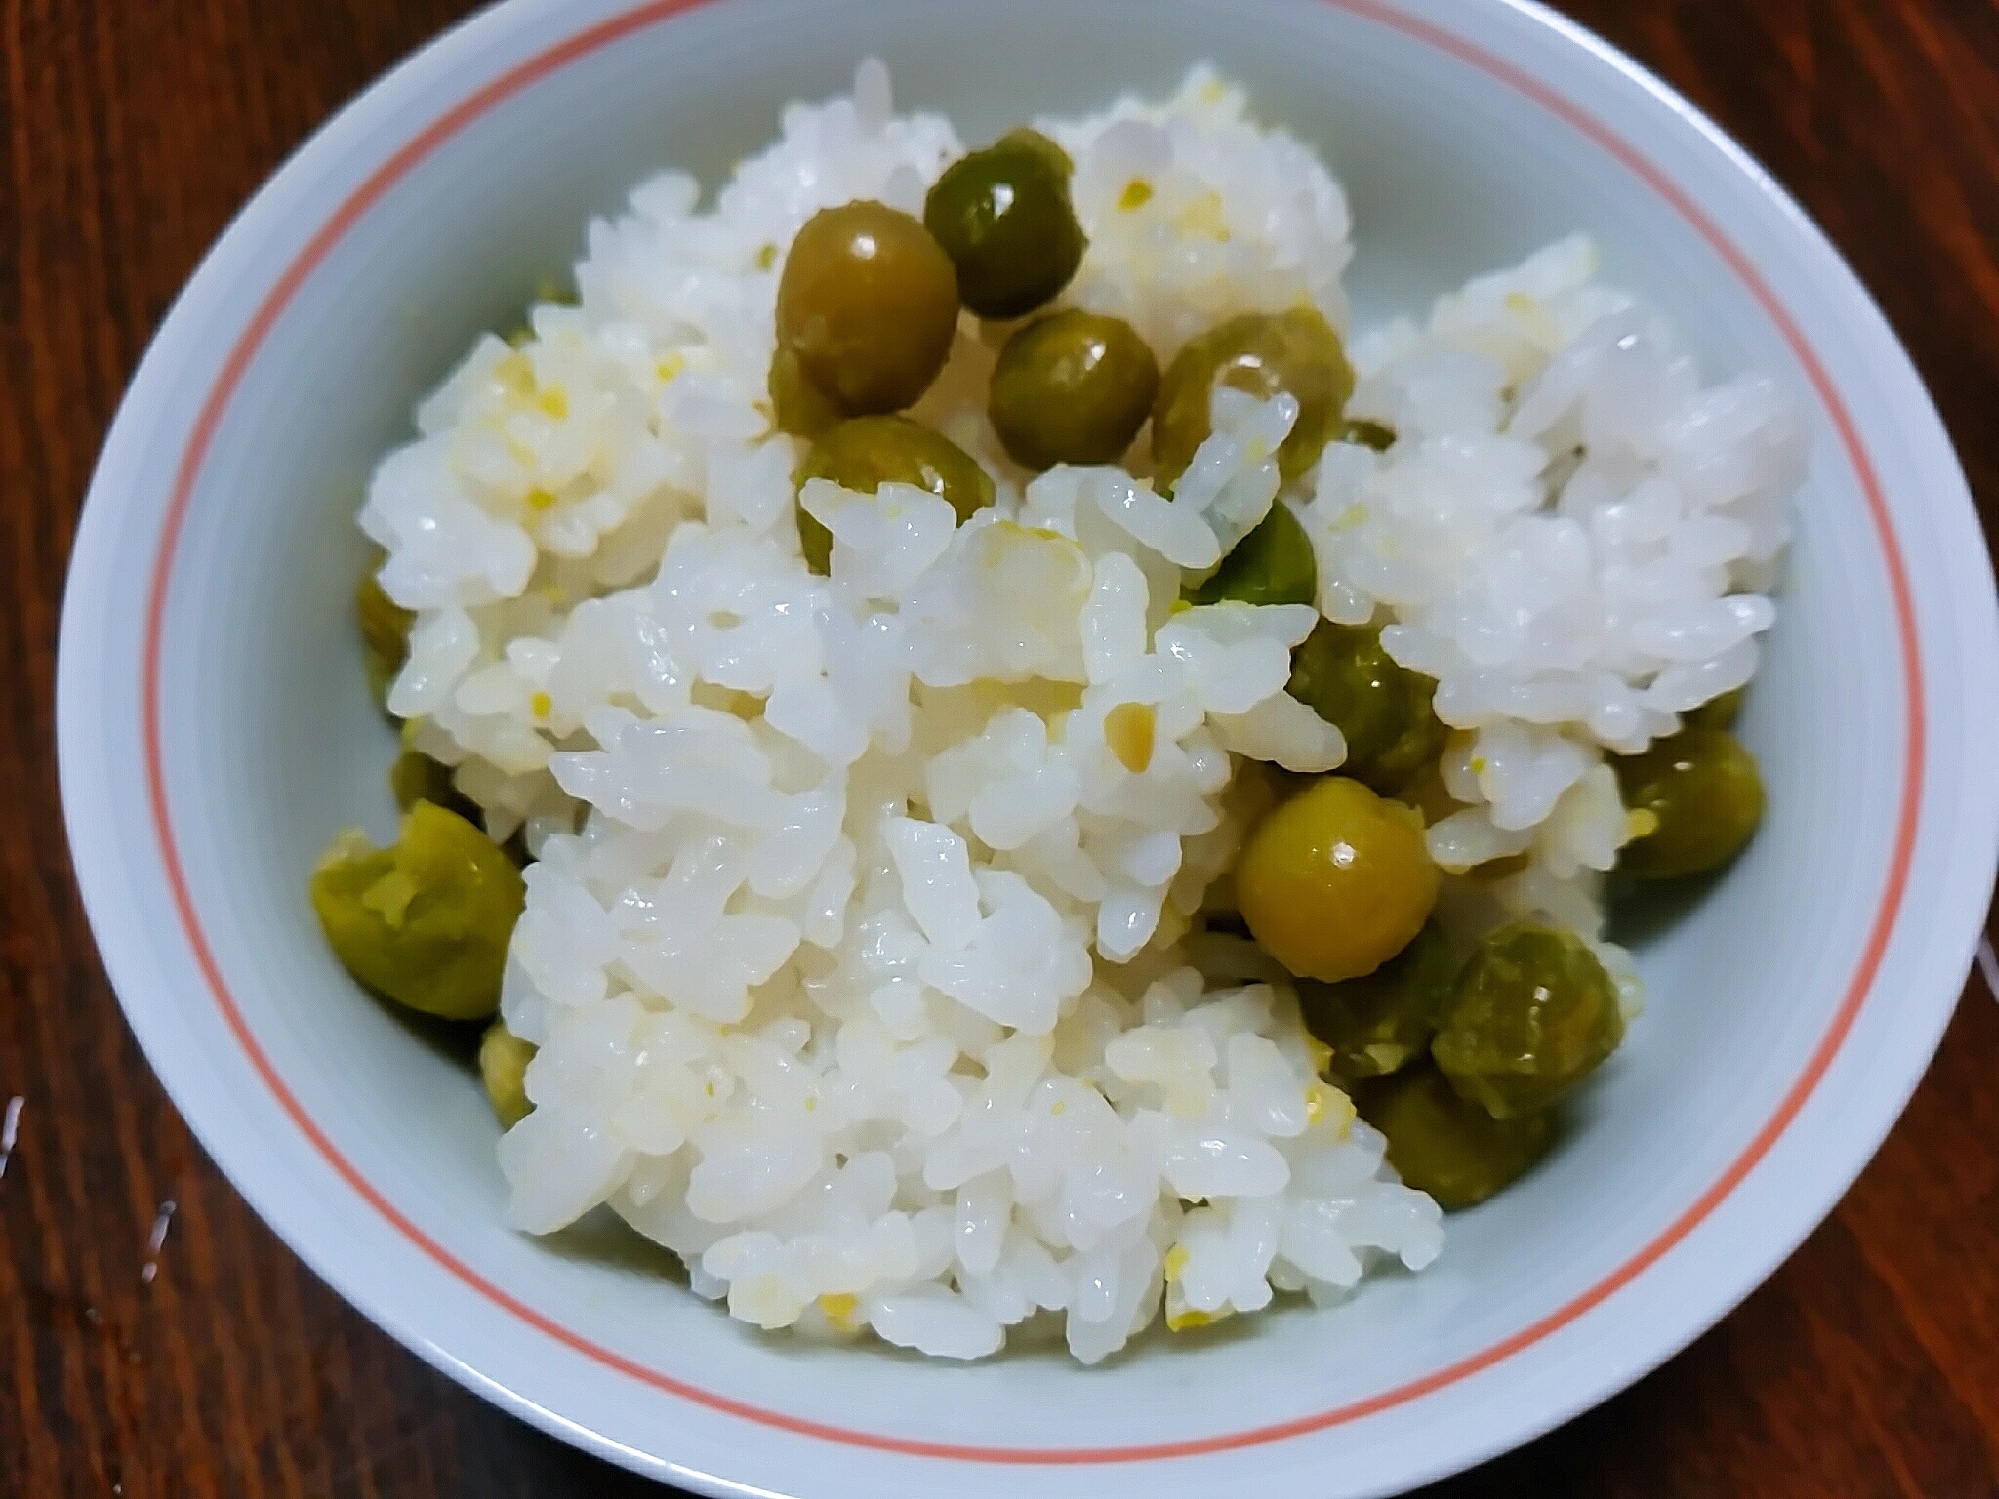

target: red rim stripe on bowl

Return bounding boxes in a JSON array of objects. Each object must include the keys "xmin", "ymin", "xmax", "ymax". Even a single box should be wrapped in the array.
[{"xmin": 138, "ymin": 0, "xmax": 1925, "ymax": 1465}]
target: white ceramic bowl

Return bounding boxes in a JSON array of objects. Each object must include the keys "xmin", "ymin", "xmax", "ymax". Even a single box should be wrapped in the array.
[{"xmin": 58, "ymin": 1, "xmax": 1999, "ymax": 1494}]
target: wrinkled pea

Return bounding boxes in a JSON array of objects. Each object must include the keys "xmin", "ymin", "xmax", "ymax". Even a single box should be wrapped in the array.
[
  {"xmin": 1356, "ymin": 1063, "xmax": 1558, "ymax": 1210},
  {"xmin": 988, "ymin": 310, "xmax": 1158, "ymax": 469},
  {"xmin": 479, "ymin": 1021, "xmax": 537, "ymax": 1129},
  {"xmin": 1613, "ymin": 726, "xmax": 1764, "ymax": 878},
  {"xmin": 1286, "ymin": 621, "xmax": 1446, "ymax": 794},
  {"xmin": 775, "ymin": 201, "xmax": 959, "ymax": 417},
  {"xmin": 794, "ymin": 415, "xmax": 995, "ymax": 573},
  {"xmin": 1298, "ymin": 919, "xmax": 1457, "ymax": 1081},
  {"xmin": 1235, "ymin": 775, "xmax": 1440, "ymax": 983},
  {"xmin": 310, "ymin": 800, "xmax": 526, "ymax": 1021},
  {"xmin": 1431, "ymin": 921, "xmax": 1624, "ymax": 1119},
  {"xmin": 1152, "ymin": 307, "xmax": 1356, "ymax": 490},
  {"xmin": 923, "ymin": 129, "xmax": 1086, "ymax": 319},
  {"xmin": 1187, "ymin": 501, "xmax": 1316, "ymax": 607}
]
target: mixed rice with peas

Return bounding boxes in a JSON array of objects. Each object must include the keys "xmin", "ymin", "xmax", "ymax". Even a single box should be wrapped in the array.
[{"xmin": 315, "ymin": 62, "xmax": 1795, "ymax": 1362}]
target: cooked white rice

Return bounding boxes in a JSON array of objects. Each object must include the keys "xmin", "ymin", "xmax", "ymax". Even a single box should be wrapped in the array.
[{"xmin": 358, "ymin": 62, "xmax": 1800, "ymax": 1362}]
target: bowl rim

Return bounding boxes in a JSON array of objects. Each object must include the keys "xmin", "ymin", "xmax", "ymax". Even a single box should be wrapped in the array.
[{"xmin": 57, "ymin": 0, "xmax": 1999, "ymax": 1490}]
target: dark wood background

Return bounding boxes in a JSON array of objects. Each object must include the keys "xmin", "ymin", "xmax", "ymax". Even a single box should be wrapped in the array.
[{"xmin": 3, "ymin": 1, "xmax": 1995, "ymax": 1494}]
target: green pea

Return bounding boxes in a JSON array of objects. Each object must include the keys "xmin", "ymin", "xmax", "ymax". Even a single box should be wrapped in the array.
[
  {"xmin": 310, "ymin": 800, "xmax": 526, "ymax": 1021},
  {"xmin": 1431, "ymin": 922, "xmax": 1624, "ymax": 1119},
  {"xmin": 1613, "ymin": 726, "xmax": 1764, "ymax": 878},
  {"xmin": 1285, "ymin": 621, "xmax": 1446, "ymax": 794},
  {"xmin": 479, "ymin": 1021, "xmax": 537, "ymax": 1129},
  {"xmin": 387, "ymin": 748, "xmax": 476, "ymax": 819},
  {"xmin": 1356, "ymin": 1063, "xmax": 1558, "ymax": 1210},
  {"xmin": 356, "ymin": 564, "xmax": 414, "ymax": 711},
  {"xmin": 767, "ymin": 344, "xmax": 850, "ymax": 439},
  {"xmin": 1298, "ymin": 919, "xmax": 1457, "ymax": 1081},
  {"xmin": 988, "ymin": 310, "xmax": 1159, "ymax": 469},
  {"xmin": 1686, "ymin": 686, "xmax": 1746, "ymax": 732},
  {"xmin": 1186, "ymin": 501, "xmax": 1317, "ymax": 607},
  {"xmin": 1152, "ymin": 307, "xmax": 1355, "ymax": 491},
  {"xmin": 775, "ymin": 201, "xmax": 959, "ymax": 416},
  {"xmin": 793, "ymin": 415, "xmax": 995, "ymax": 573},
  {"xmin": 923, "ymin": 129, "xmax": 1086, "ymax": 319},
  {"xmin": 1236, "ymin": 776, "xmax": 1440, "ymax": 985},
  {"xmin": 995, "ymin": 125, "xmax": 1074, "ymax": 176}
]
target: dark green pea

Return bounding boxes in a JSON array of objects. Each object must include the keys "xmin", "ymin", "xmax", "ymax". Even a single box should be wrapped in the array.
[
  {"xmin": 923, "ymin": 129, "xmax": 1086, "ymax": 319},
  {"xmin": 356, "ymin": 564, "xmax": 414, "ymax": 710},
  {"xmin": 1395, "ymin": 764, "xmax": 1463, "ymax": 829},
  {"xmin": 1187, "ymin": 501, "xmax": 1316, "ymax": 607},
  {"xmin": 1431, "ymin": 922, "xmax": 1624, "ymax": 1119},
  {"xmin": 388, "ymin": 748, "xmax": 451, "ymax": 811},
  {"xmin": 389, "ymin": 748, "xmax": 483, "ymax": 826},
  {"xmin": 1356, "ymin": 1063, "xmax": 1558, "ymax": 1210},
  {"xmin": 989, "ymin": 310, "xmax": 1158, "ymax": 470},
  {"xmin": 479, "ymin": 1020, "xmax": 537, "ymax": 1129},
  {"xmin": 1686, "ymin": 686, "xmax": 1746, "ymax": 732},
  {"xmin": 793, "ymin": 416, "xmax": 995, "ymax": 574},
  {"xmin": 775, "ymin": 201, "xmax": 959, "ymax": 416},
  {"xmin": 388, "ymin": 749, "xmax": 532, "ymax": 868},
  {"xmin": 1286, "ymin": 621, "xmax": 1445, "ymax": 794},
  {"xmin": 1298, "ymin": 919, "xmax": 1457, "ymax": 1081},
  {"xmin": 310, "ymin": 800, "xmax": 526, "ymax": 1021},
  {"xmin": 767, "ymin": 344, "xmax": 849, "ymax": 439},
  {"xmin": 1152, "ymin": 307, "xmax": 1356, "ymax": 490},
  {"xmin": 1613, "ymin": 726, "xmax": 1764, "ymax": 878},
  {"xmin": 996, "ymin": 125, "xmax": 1074, "ymax": 176}
]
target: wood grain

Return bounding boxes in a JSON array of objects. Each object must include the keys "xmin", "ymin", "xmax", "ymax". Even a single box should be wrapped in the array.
[{"xmin": 2, "ymin": 1, "xmax": 1994, "ymax": 1494}]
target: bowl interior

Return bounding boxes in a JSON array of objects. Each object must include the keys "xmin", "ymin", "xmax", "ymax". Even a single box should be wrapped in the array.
[{"xmin": 67, "ymin": 0, "xmax": 1989, "ymax": 1494}]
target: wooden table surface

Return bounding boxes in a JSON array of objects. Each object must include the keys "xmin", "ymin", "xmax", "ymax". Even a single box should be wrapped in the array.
[{"xmin": 4, "ymin": 1, "xmax": 1996, "ymax": 1494}]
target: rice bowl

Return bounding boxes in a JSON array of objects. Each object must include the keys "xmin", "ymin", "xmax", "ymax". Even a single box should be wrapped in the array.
[{"xmin": 331, "ymin": 61, "xmax": 1799, "ymax": 1363}]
